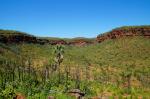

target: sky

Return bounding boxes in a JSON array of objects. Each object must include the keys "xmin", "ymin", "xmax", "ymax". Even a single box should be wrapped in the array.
[{"xmin": 0, "ymin": 0, "xmax": 150, "ymax": 38}]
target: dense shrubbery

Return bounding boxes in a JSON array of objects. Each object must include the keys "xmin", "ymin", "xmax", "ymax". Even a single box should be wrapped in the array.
[{"xmin": 0, "ymin": 37, "xmax": 150, "ymax": 98}]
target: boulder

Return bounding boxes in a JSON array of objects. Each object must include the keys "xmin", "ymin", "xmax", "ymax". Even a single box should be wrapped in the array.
[
  {"xmin": 48, "ymin": 96, "xmax": 55, "ymax": 99},
  {"xmin": 14, "ymin": 93, "xmax": 25, "ymax": 99},
  {"xmin": 68, "ymin": 89, "xmax": 85, "ymax": 99}
]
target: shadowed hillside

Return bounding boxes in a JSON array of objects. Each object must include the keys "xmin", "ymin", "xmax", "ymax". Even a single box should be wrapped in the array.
[
  {"xmin": 0, "ymin": 30, "xmax": 36, "ymax": 43},
  {"xmin": 0, "ymin": 30, "xmax": 94, "ymax": 46}
]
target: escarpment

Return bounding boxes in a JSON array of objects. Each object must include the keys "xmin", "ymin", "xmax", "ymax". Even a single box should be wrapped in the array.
[
  {"xmin": 0, "ymin": 30, "xmax": 37, "ymax": 43},
  {"xmin": 96, "ymin": 26, "xmax": 150, "ymax": 43},
  {"xmin": 0, "ymin": 26, "xmax": 150, "ymax": 45},
  {"xmin": 0, "ymin": 30, "xmax": 94, "ymax": 45}
]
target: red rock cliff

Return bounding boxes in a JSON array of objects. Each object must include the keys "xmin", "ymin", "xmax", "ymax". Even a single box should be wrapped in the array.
[{"xmin": 96, "ymin": 26, "xmax": 150, "ymax": 43}]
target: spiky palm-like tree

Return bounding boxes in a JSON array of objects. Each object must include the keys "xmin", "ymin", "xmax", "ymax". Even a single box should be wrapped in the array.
[
  {"xmin": 54, "ymin": 45, "xmax": 64, "ymax": 68},
  {"xmin": 54, "ymin": 45, "xmax": 64, "ymax": 84}
]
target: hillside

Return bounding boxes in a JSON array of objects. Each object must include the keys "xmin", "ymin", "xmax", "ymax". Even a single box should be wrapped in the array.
[
  {"xmin": 1, "ymin": 26, "xmax": 150, "ymax": 46},
  {"xmin": 0, "ymin": 37, "xmax": 150, "ymax": 98},
  {"xmin": 97, "ymin": 26, "xmax": 150, "ymax": 43},
  {"xmin": 0, "ymin": 26, "xmax": 150, "ymax": 98},
  {"xmin": 0, "ymin": 29, "xmax": 94, "ymax": 46},
  {"xmin": 0, "ymin": 30, "xmax": 36, "ymax": 43}
]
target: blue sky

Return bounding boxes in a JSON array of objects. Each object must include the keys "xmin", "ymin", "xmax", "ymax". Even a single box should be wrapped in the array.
[{"xmin": 0, "ymin": 0, "xmax": 150, "ymax": 38}]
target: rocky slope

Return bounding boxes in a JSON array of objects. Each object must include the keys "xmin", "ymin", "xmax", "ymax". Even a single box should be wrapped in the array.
[
  {"xmin": 96, "ymin": 26, "xmax": 150, "ymax": 43},
  {"xmin": 0, "ymin": 26, "xmax": 150, "ymax": 45},
  {"xmin": 0, "ymin": 30, "xmax": 37, "ymax": 43},
  {"xmin": 0, "ymin": 29, "xmax": 94, "ymax": 46}
]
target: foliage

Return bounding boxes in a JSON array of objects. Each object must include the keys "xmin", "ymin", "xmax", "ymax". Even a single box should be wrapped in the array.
[{"xmin": 0, "ymin": 37, "xmax": 150, "ymax": 98}]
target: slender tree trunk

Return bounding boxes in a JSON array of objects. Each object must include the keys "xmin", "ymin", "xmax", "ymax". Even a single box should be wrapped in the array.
[
  {"xmin": 75, "ymin": 65, "xmax": 80, "ymax": 89},
  {"xmin": 65, "ymin": 65, "xmax": 69, "ymax": 91},
  {"xmin": 58, "ymin": 62, "xmax": 61, "ymax": 84},
  {"xmin": 28, "ymin": 59, "xmax": 31, "ymax": 77},
  {"xmin": 22, "ymin": 62, "xmax": 25, "ymax": 81},
  {"xmin": 127, "ymin": 75, "xmax": 131, "ymax": 94},
  {"xmin": 18, "ymin": 65, "xmax": 21, "ymax": 81}
]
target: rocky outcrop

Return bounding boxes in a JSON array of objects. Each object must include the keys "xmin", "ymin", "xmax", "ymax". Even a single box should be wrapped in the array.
[
  {"xmin": 68, "ymin": 39, "xmax": 93, "ymax": 46},
  {"xmin": 49, "ymin": 40, "xmax": 67, "ymax": 45},
  {"xmin": 0, "ymin": 30, "xmax": 94, "ymax": 46},
  {"xmin": 0, "ymin": 35, "xmax": 37, "ymax": 44},
  {"xmin": 0, "ymin": 30, "xmax": 37, "ymax": 44},
  {"xmin": 96, "ymin": 26, "xmax": 150, "ymax": 43},
  {"xmin": 1, "ymin": 26, "xmax": 150, "ymax": 45}
]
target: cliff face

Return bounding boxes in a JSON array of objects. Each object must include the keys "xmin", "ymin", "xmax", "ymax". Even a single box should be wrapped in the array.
[{"xmin": 96, "ymin": 26, "xmax": 150, "ymax": 43}]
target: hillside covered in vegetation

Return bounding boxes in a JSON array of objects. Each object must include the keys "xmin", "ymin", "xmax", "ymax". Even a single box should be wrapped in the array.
[{"xmin": 0, "ymin": 26, "xmax": 150, "ymax": 98}]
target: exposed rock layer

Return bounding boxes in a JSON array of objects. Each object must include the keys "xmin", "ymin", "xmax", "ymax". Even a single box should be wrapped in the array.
[
  {"xmin": 0, "ymin": 30, "xmax": 94, "ymax": 46},
  {"xmin": 96, "ymin": 26, "xmax": 150, "ymax": 43},
  {"xmin": 0, "ymin": 26, "xmax": 150, "ymax": 45}
]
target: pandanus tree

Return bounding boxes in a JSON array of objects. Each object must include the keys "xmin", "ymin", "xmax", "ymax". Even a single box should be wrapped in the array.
[
  {"xmin": 54, "ymin": 45, "xmax": 64, "ymax": 84},
  {"xmin": 54, "ymin": 45, "xmax": 64, "ymax": 69}
]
